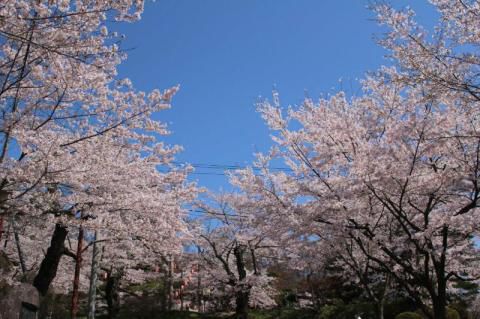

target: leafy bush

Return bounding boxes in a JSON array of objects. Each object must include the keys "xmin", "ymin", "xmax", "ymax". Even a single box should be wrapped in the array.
[
  {"xmin": 316, "ymin": 300, "xmax": 374, "ymax": 319},
  {"xmin": 447, "ymin": 307, "xmax": 461, "ymax": 319},
  {"xmin": 413, "ymin": 306, "xmax": 461, "ymax": 319},
  {"xmin": 448, "ymin": 301, "xmax": 469, "ymax": 319},
  {"xmin": 384, "ymin": 297, "xmax": 417, "ymax": 318},
  {"xmin": 280, "ymin": 290, "xmax": 297, "ymax": 306},
  {"xmin": 249, "ymin": 308, "xmax": 316, "ymax": 319},
  {"xmin": 317, "ymin": 304, "xmax": 338, "ymax": 319},
  {"xmin": 395, "ymin": 312, "xmax": 423, "ymax": 319}
]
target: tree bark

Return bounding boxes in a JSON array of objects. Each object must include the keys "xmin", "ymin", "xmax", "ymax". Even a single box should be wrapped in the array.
[
  {"xmin": 431, "ymin": 226, "xmax": 448, "ymax": 319},
  {"xmin": 0, "ymin": 216, "xmax": 4, "ymax": 243},
  {"xmin": 180, "ymin": 269, "xmax": 184, "ymax": 311},
  {"xmin": 33, "ymin": 223, "xmax": 69, "ymax": 296},
  {"xmin": 234, "ymin": 245, "xmax": 249, "ymax": 319},
  {"xmin": 0, "ymin": 186, "xmax": 10, "ymax": 246},
  {"xmin": 160, "ymin": 274, "xmax": 167, "ymax": 312},
  {"xmin": 376, "ymin": 274, "xmax": 389, "ymax": 319},
  {"xmin": 196, "ymin": 263, "xmax": 202, "ymax": 312},
  {"xmin": 71, "ymin": 226, "xmax": 84, "ymax": 319},
  {"xmin": 2, "ymin": 221, "xmax": 10, "ymax": 250},
  {"xmin": 235, "ymin": 291, "xmax": 249, "ymax": 319},
  {"xmin": 431, "ymin": 278, "xmax": 447, "ymax": 319},
  {"xmin": 432, "ymin": 298, "xmax": 446, "ymax": 319},
  {"xmin": 105, "ymin": 271, "xmax": 121, "ymax": 319},
  {"xmin": 377, "ymin": 298, "xmax": 385, "ymax": 319},
  {"xmin": 167, "ymin": 255, "xmax": 173, "ymax": 311}
]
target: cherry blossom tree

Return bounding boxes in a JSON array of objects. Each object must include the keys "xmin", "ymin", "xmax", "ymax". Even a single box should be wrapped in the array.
[
  {"xmin": 192, "ymin": 193, "xmax": 278, "ymax": 319},
  {"xmin": 373, "ymin": 1, "xmax": 480, "ymax": 106},
  {"xmin": 231, "ymin": 2, "xmax": 480, "ymax": 318},
  {"xmin": 0, "ymin": 3, "xmax": 197, "ymax": 313}
]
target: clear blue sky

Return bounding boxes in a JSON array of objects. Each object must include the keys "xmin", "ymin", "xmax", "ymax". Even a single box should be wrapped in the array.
[{"xmin": 114, "ymin": 0, "xmax": 437, "ymax": 191}]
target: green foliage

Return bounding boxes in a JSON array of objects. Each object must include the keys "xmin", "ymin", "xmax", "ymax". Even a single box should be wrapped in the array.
[
  {"xmin": 384, "ymin": 297, "xmax": 417, "ymax": 318},
  {"xmin": 111, "ymin": 310, "xmax": 209, "ymax": 319},
  {"xmin": 316, "ymin": 299, "xmax": 375, "ymax": 319},
  {"xmin": 279, "ymin": 290, "xmax": 297, "ymax": 307},
  {"xmin": 447, "ymin": 307, "xmax": 461, "ymax": 319},
  {"xmin": 448, "ymin": 302, "xmax": 469, "ymax": 319},
  {"xmin": 317, "ymin": 304, "xmax": 338, "ymax": 319},
  {"xmin": 452, "ymin": 276, "xmax": 479, "ymax": 302},
  {"xmin": 248, "ymin": 308, "xmax": 316, "ymax": 319},
  {"xmin": 395, "ymin": 312, "xmax": 423, "ymax": 319},
  {"xmin": 413, "ymin": 306, "xmax": 462, "ymax": 319},
  {"xmin": 126, "ymin": 278, "xmax": 164, "ymax": 295},
  {"xmin": 152, "ymin": 311, "xmax": 202, "ymax": 319}
]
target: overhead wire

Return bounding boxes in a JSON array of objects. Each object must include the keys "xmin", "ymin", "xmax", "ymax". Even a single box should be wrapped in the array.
[
  {"xmin": 173, "ymin": 161, "xmax": 291, "ymax": 171},
  {"xmin": 168, "ymin": 161, "xmax": 293, "ymax": 177}
]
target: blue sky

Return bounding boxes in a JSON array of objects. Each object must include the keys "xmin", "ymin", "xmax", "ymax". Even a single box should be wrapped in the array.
[{"xmin": 114, "ymin": 0, "xmax": 437, "ymax": 190}]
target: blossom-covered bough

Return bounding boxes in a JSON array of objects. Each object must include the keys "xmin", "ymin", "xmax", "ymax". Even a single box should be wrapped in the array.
[
  {"xmin": 232, "ymin": 2, "xmax": 480, "ymax": 319},
  {"xmin": 0, "ymin": 1, "xmax": 196, "ymax": 316},
  {"xmin": 191, "ymin": 193, "xmax": 278, "ymax": 319},
  {"xmin": 2, "ymin": 1, "xmax": 480, "ymax": 318}
]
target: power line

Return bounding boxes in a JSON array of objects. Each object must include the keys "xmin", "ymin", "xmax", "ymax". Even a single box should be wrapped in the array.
[
  {"xmin": 188, "ymin": 172, "xmax": 227, "ymax": 176},
  {"xmin": 157, "ymin": 161, "xmax": 295, "ymax": 178},
  {"xmin": 171, "ymin": 161, "xmax": 293, "ymax": 172}
]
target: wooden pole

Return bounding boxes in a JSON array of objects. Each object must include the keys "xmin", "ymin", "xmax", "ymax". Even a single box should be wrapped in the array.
[
  {"xmin": 87, "ymin": 232, "xmax": 101, "ymax": 319},
  {"xmin": 11, "ymin": 215, "xmax": 26, "ymax": 275},
  {"xmin": 71, "ymin": 226, "xmax": 84, "ymax": 319}
]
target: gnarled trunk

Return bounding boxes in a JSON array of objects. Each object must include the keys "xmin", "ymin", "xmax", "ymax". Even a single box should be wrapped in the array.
[
  {"xmin": 196, "ymin": 264, "xmax": 202, "ymax": 312},
  {"xmin": 105, "ymin": 271, "xmax": 121, "ymax": 319},
  {"xmin": 431, "ymin": 280, "xmax": 447, "ymax": 319},
  {"xmin": 234, "ymin": 245, "xmax": 249, "ymax": 319},
  {"xmin": 431, "ymin": 227, "xmax": 448, "ymax": 319},
  {"xmin": 235, "ymin": 290, "xmax": 249, "ymax": 319},
  {"xmin": 0, "ymin": 216, "xmax": 4, "ymax": 243},
  {"xmin": 33, "ymin": 223, "xmax": 68, "ymax": 296}
]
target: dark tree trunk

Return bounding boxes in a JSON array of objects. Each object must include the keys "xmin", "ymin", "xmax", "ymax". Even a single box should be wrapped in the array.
[
  {"xmin": 235, "ymin": 291, "xmax": 249, "ymax": 319},
  {"xmin": 431, "ymin": 226, "xmax": 448, "ymax": 319},
  {"xmin": 160, "ymin": 275, "xmax": 167, "ymax": 312},
  {"xmin": 196, "ymin": 265, "xmax": 202, "ymax": 312},
  {"xmin": 180, "ymin": 269, "xmax": 184, "ymax": 311},
  {"xmin": 0, "ymin": 216, "xmax": 3, "ymax": 243},
  {"xmin": 180, "ymin": 292, "xmax": 184, "ymax": 311},
  {"xmin": 377, "ymin": 298, "xmax": 385, "ymax": 319},
  {"xmin": 0, "ymin": 189, "xmax": 8, "ymax": 245},
  {"xmin": 70, "ymin": 226, "xmax": 84, "ymax": 319},
  {"xmin": 431, "ymin": 278, "xmax": 447, "ymax": 319},
  {"xmin": 167, "ymin": 256, "xmax": 173, "ymax": 311},
  {"xmin": 375, "ymin": 275, "xmax": 389, "ymax": 319},
  {"xmin": 234, "ymin": 245, "xmax": 249, "ymax": 319},
  {"xmin": 432, "ymin": 300, "xmax": 446, "ymax": 319},
  {"xmin": 105, "ymin": 272, "xmax": 121, "ymax": 319},
  {"xmin": 33, "ymin": 223, "xmax": 68, "ymax": 296},
  {"xmin": 2, "ymin": 222, "xmax": 10, "ymax": 249}
]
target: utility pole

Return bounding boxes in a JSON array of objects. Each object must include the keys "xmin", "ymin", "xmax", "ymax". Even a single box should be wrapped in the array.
[
  {"xmin": 167, "ymin": 255, "xmax": 174, "ymax": 311},
  {"xmin": 11, "ymin": 215, "xmax": 26, "ymax": 275},
  {"xmin": 87, "ymin": 231, "xmax": 102, "ymax": 319},
  {"xmin": 71, "ymin": 225, "xmax": 84, "ymax": 319}
]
